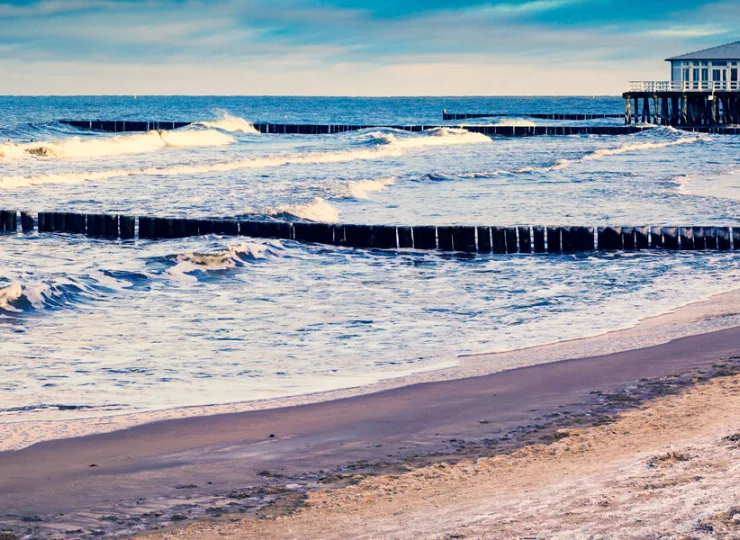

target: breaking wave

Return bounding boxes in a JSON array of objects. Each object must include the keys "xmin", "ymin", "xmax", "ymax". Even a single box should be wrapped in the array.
[
  {"xmin": 492, "ymin": 118, "xmax": 536, "ymax": 127},
  {"xmin": 357, "ymin": 127, "xmax": 491, "ymax": 149},
  {"xmin": 515, "ymin": 135, "xmax": 705, "ymax": 173},
  {"xmin": 673, "ymin": 168, "xmax": 740, "ymax": 202},
  {"xmin": 0, "ymin": 279, "xmax": 90, "ymax": 313},
  {"xmin": 267, "ymin": 198, "xmax": 340, "ymax": 222},
  {"xmin": 340, "ymin": 177, "xmax": 396, "ymax": 199},
  {"xmin": 0, "ymin": 129, "xmax": 235, "ymax": 160},
  {"xmin": 196, "ymin": 113, "xmax": 260, "ymax": 134},
  {"xmin": 164, "ymin": 243, "xmax": 276, "ymax": 284}
]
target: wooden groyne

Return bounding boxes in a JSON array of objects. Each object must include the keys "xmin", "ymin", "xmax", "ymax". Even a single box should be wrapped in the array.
[
  {"xmin": 442, "ymin": 112, "xmax": 624, "ymax": 121},
  {"xmin": 1, "ymin": 210, "xmax": 737, "ymax": 253},
  {"xmin": 59, "ymin": 119, "xmax": 649, "ymax": 137}
]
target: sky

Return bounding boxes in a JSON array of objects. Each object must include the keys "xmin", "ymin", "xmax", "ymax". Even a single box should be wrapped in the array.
[{"xmin": 0, "ymin": 0, "xmax": 738, "ymax": 95}]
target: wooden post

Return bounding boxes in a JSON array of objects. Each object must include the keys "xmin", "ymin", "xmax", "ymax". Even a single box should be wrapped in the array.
[
  {"xmin": 546, "ymin": 226, "xmax": 560, "ymax": 253},
  {"xmin": 716, "ymin": 227, "xmax": 731, "ymax": 250},
  {"xmin": 622, "ymin": 227, "xmax": 636, "ymax": 250},
  {"xmin": 451, "ymin": 226, "xmax": 476, "ymax": 253},
  {"xmin": 120, "ymin": 216, "xmax": 135, "ymax": 239},
  {"xmin": 635, "ymin": 226, "xmax": 649, "ymax": 249},
  {"xmin": 533, "ymin": 226, "xmax": 546, "ymax": 253},
  {"xmin": 625, "ymin": 95, "xmax": 632, "ymax": 124},
  {"xmin": 518, "ymin": 226, "xmax": 532, "ymax": 254},
  {"xmin": 653, "ymin": 95, "xmax": 659, "ymax": 124},
  {"xmin": 437, "ymin": 226, "xmax": 454, "ymax": 251},
  {"xmin": 504, "ymin": 227, "xmax": 518, "ymax": 254},
  {"xmin": 412, "ymin": 226, "xmax": 436, "ymax": 250},
  {"xmin": 21, "ymin": 212, "xmax": 34, "ymax": 233},
  {"xmin": 371, "ymin": 225, "xmax": 398, "ymax": 249},
  {"xmin": 633, "ymin": 97, "xmax": 639, "ymax": 124},
  {"xmin": 663, "ymin": 227, "xmax": 679, "ymax": 250},
  {"xmin": 682, "ymin": 96, "xmax": 688, "ymax": 125},
  {"xmin": 491, "ymin": 227, "xmax": 507, "ymax": 254},
  {"xmin": 560, "ymin": 227, "xmax": 574, "ymax": 252},
  {"xmin": 679, "ymin": 227, "xmax": 694, "ymax": 250},
  {"xmin": 597, "ymin": 227, "xmax": 621, "ymax": 250},
  {"xmin": 397, "ymin": 226, "xmax": 413, "ymax": 248},
  {"xmin": 476, "ymin": 226, "xmax": 492, "ymax": 253}
]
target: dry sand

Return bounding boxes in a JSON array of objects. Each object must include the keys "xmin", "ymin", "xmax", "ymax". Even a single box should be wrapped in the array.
[{"xmin": 154, "ymin": 372, "xmax": 740, "ymax": 540}]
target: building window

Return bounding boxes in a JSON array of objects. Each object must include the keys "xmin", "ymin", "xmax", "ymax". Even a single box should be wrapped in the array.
[
  {"xmin": 702, "ymin": 68, "xmax": 709, "ymax": 81},
  {"xmin": 693, "ymin": 68, "xmax": 699, "ymax": 81},
  {"xmin": 683, "ymin": 68, "xmax": 690, "ymax": 81}
]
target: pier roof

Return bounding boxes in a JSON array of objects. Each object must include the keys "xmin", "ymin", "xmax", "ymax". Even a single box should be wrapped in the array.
[{"xmin": 666, "ymin": 41, "xmax": 740, "ymax": 61}]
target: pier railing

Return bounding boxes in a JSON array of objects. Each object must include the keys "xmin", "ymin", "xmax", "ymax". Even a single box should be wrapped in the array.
[{"xmin": 628, "ymin": 81, "xmax": 740, "ymax": 92}]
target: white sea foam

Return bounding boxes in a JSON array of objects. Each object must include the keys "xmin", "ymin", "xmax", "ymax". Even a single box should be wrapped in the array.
[
  {"xmin": 674, "ymin": 168, "xmax": 740, "ymax": 202},
  {"xmin": 0, "ymin": 129, "xmax": 234, "ymax": 161},
  {"xmin": 197, "ymin": 113, "xmax": 260, "ymax": 134},
  {"xmin": 493, "ymin": 118, "xmax": 537, "ymax": 127},
  {"xmin": 515, "ymin": 136, "xmax": 705, "ymax": 173},
  {"xmin": 166, "ymin": 243, "xmax": 272, "ymax": 283},
  {"xmin": 0, "ymin": 281, "xmax": 51, "ymax": 311},
  {"xmin": 341, "ymin": 177, "xmax": 396, "ymax": 199},
  {"xmin": 268, "ymin": 198, "xmax": 340, "ymax": 222}
]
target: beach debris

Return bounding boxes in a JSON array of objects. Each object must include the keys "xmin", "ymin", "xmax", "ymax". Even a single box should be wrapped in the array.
[{"xmin": 646, "ymin": 451, "xmax": 692, "ymax": 468}]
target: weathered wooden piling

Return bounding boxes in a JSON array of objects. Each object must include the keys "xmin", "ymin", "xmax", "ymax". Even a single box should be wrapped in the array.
[
  {"xmin": 104, "ymin": 215, "xmax": 118, "ymax": 239},
  {"xmin": 451, "ymin": 226, "xmax": 476, "ymax": 253},
  {"xmin": 561, "ymin": 227, "xmax": 575, "ymax": 252},
  {"xmin": 635, "ymin": 226, "xmax": 649, "ymax": 249},
  {"xmin": 412, "ymin": 226, "xmax": 436, "ymax": 250},
  {"xmin": 213, "ymin": 220, "xmax": 238, "ymax": 236},
  {"xmin": 70, "ymin": 213, "xmax": 86, "ymax": 234},
  {"xmin": 533, "ymin": 226, "xmax": 546, "ymax": 253},
  {"xmin": 371, "ymin": 225, "xmax": 398, "ymax": 249},
  {"xmin": 692, "ymin": 226, "xmax": 706, "ymax": 250},
  {"xmin": 138, "ymin": 217, "xmax": 154, "ymax": 239},
  {"xmin": 120, "ymin": 216, "xmax": 135, "ymax": 239},
  {"xmin": 294, "ymin": 222, "xmax": 335, "ymax": 245},
  {"xmin": 663, "ymin": 227, "xmax": 679, "ymax": 250},
  {"xmin": 650, "ymin": 226, "xmax": 663, "ymax": 248},
  {"xmin": 397, "ymin": 226, "xmax": 413, "ymax": 249},
  {"xmin": 476, "ymin": 227, "xmax": 492, "ymax": 253},
  {"xmin": 546, "ymin": 227, "xmax": 560, "ymax": 253},
  {"xmin": 0, "ymin": 210, "xmax": 17, "ymax": 232},
  {"xmin": 679, "ymin": 227, "xmax": 694, "ymax": 250},
  {"xmin": 437, "ymin": 226, "xmax": 454, "ymax": 251},
  {"xmin": 622, "ymin": 227, "xmax": 636, "ymax": 250},
  {"xmin": 21, "ymin": 212, "xmax": 34, "ymax": 233},
  {"xmin": 518, "ymin": 227, "xmax": 532, "ymax": 253},
  {"xmin": 492, "ymin": 227, "xmax": 507, "ymax": 254},
  {"xmin": 703, "ymin": 227, "xmax": 717, "ymax": 250},
  {"xmin": 505, "ymin": 227, "xmax": 518, "ymax": 254},
  {"xmin": 717, "ymin": 227, "xmax": 731, "ymax": 250},
  {"xmin": 573, "ymin": 226, "xmax": 595, "ymax": 251},
  {"xmin": 597, "ymin": 227, "xmax": 622, "ymax": 250},
  {"xmin": 344, "ymin": 224, "xmax": 374, "ymax": 249}
]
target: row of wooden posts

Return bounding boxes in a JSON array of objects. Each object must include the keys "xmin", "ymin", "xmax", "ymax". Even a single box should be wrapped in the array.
[
  {"xmin": 1, "ymin": 211, "xmax": 738, "ymax": 252},
  {"xmin": 59, "ymin": 119, "xmax": 649, "ymax": 137}
]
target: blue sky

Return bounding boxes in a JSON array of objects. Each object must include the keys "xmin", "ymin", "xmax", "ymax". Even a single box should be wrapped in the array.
[{"xmin": 0, "ymin": 0, "xmax": 737, "ymax": 94}]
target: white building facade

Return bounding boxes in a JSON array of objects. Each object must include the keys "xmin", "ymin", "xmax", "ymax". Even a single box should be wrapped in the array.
[{"xmin": 667, "ymin": 41, "xmax": 740, "ymax": 91}]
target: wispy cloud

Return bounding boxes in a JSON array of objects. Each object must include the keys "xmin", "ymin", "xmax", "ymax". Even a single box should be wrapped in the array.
[{"xmin": 0, "ymin": 0, "xmax": 739, "ymax": 94}]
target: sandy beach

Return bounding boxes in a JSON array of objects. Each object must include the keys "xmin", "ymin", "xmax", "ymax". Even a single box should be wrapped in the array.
[
  {"xmin": 2, "ymin": 307, "xmax": 740, "ymax": 538},
  {"xmin": 155, "ymin": 364, "xmax": 740, "ymax": 540}
]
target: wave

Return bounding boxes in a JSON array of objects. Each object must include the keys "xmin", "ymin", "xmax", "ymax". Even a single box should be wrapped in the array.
[
  {"xmin": 196, "ymin": 113, "xmax": 260, "ymax": 134},
  {"xmin": 340, "ymin": 177, "xmax": 395, "ymax": 199},
  {"xmin": 164, "ymin": 243, "xmax": 275, "ymax": 284},
  {"xmin": 0, "ymin": 128, "xmax": 235, "ymax": 161},
  {"xmin": 515, "ymin": 135, "xmax": 705, "ymax": 173},
  {"xmin": 0, "ymin": 278, "xmax": 90, "ymax": 313},
  {"xmin": 267, "ymin": 198, "xmax": 340, "ymax": 222},
  {"xmin": 492, "ymin": 118, "xmax": 536, "ymax": 127},
  {"xmin": 357, "ymin": 127, "xmax": 491, "ymax": 149}
]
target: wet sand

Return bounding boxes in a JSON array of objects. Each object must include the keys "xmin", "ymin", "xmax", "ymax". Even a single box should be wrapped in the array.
[
  {"xmin": 159, "ymin": 368, "xmax": 740, "ymax": 539},
  {"xmin": 2, "ymin": 324, "xmax": 740, "ymax": 538}
]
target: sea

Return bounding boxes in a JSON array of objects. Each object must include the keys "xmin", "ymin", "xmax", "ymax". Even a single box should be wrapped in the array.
[{"xmin": 1, "ymin": 96, "xmax": 739, "ymax": 423}]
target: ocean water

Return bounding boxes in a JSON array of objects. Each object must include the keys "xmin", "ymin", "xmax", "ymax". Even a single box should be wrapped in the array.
[{"xmin": 1, "ymin": 96, "xmax": 739, "ymax": 420}]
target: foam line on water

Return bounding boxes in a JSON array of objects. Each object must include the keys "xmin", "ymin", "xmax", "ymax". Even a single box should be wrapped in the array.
[
  {"xmin": 0, "ymin": 128, "xmax": 490, "ymax": 189},
  {"xmin": 0, "ymin": 128, "xmax": 235, "ymax": 161}
]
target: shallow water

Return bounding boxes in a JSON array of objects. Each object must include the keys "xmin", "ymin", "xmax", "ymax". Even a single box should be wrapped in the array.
[{"xmin": 1, "ymin": 96, "xmax": 739, "ymax": 420}]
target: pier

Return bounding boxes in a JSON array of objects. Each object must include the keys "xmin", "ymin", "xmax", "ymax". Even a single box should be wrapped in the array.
[
  {"xmin": 1, "ymin": 210, "xmax": 737, "ymax": 254},
  {"xmin": 623, "ymin": 42, "xmax": 740, "ymax": 126}
]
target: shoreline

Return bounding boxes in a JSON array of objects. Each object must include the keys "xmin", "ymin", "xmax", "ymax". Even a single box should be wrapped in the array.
[
  {"xmin": 4, "ymin": 285, "xmax": 740, "ymax": 452},
  {"xmin": 2, "ymin": 322, "xmax": 740, "ymax": 538}
]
